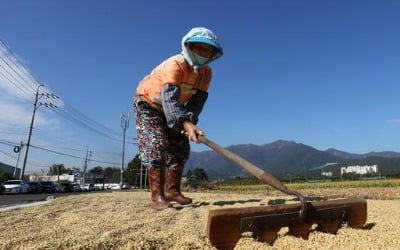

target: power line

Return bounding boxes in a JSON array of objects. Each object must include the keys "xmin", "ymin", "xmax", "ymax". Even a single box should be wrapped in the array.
[
  {"xmin": 48, "ymin": 106, "xmax": 137, "ymax": 145},
  {"xmin": 0, "ymin": 40, "xmax": 61, "ymax": 107},
  {"xmin": 0, "ymin": 127, "xmax": 27, "ymax": 134},
  {"xmin": 51, "ymin": 107, "xmax": 124, "ymax": 142},
  {"xmin": 0, "ymin": 139, "xmax": 18, "ymax": 147},
  {"xmin": 0, "ymin": 54, "xmax": 36, "ymax": 94},
  {"xmin": 0, "ymin": 148, "xmax": 18, "ymax": 159},
  {"xmin": 29, "ymin": 144, "xmax": 86, "ymax": 160},
  {"xmin": 0, "ymin": 147, "xmax": 42, "ymax": 167},
  {"xmin": 0, "ymin": 39, "xmax": 133, "ymax": 144},
  {"xmin": 0, "ymin": 39, "xmax": 38, "ymax": 92},
  {"xmin": 1, "ymin": 142, "xmax": 76, "ymax": 170},
  {"xmin": 1, "ymin": 138, "xmax": 121, "ymax": 165},
  {"xmin": 31, "ymin": 144, "xmax": 86, "ymax": 152},
  {"xmin": 0, "ymin": 39, "xmax": 138, "ymax": 165},
  {"xmin": 59, "ymin": 104, "xmax": 137, "ymax": 143},
  {"xmin": 0, "ymin": 67, "xmax": 34, "ymax": 99},
  {"xmin": 1, "ymin": 64, "xmax": 136, "ymax": 145},
  {"xmin": 65, "ymin": 104, "xmax": 122, "ymax": 138},
  {"xmin": 0, "ymin": 137, "xmax": 134, "ymax": 160},
  {"xmin": 29, "ymin": 144, "xmax": 120, "ymax": 165}
]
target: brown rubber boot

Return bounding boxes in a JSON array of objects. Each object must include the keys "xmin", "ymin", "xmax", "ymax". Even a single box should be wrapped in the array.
[
  {"xmin": 148, "ymin": 167, "xmax": 171, "ymax": 210},
  {"xmin": 164, "ymin": 165, "xmax": 192, "ymax": 205}
]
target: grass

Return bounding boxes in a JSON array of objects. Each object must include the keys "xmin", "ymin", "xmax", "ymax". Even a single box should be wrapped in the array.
[{"xmin": 216, "ymin": 178, "xmax": 400, "ymax": 192}]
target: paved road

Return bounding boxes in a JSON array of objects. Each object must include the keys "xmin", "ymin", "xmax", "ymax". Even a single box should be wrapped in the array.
[{"xmin": 0, "ymin": 192, "xmax": 93, "ymax": 208}]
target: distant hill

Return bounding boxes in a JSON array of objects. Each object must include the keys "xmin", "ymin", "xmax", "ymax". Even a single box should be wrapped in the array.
[
  {"xmin": 324, "ymin": 148, "xmax": 360, "ymax": 159},
  {"xmin": 186, "ymin": 140, "xmax": 342, "ymax": 178},
  {"xmin": 185, "ymin": 140, "xmax": 400, "ymax": 179},
  {"xmin": 325, "ymin": 148, "xmax": 400, "ymax": 159}
]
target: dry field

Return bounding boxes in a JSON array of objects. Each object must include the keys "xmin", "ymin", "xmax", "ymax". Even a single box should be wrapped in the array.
[{"xmin": 1, "ymin": 187, "xmax": 399, "ymax": 250}]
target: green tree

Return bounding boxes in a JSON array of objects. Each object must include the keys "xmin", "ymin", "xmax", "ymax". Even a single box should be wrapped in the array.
[
  {"xmin": 187, "ymin": 167, "xmax": 208, "ymax": 182},
  {"xmin": 71, "ymin": 167, "xmax": 81, "ymax": 174},
  {"xmin": 0, "ymin": 170, "xmax": 12, "ymax": 183},
  {"xmin": 185, "ymin": 167, "xmax": 209, "ymax": 189},
  {"xmin": 89, "ymin": 166, "xmax": 104, "ymax": 176},
  {"xmin": 87, "ymin": 166, "xmax": 122, "ymax": 184},
  {"xmin": 124, "ymin": 154, "xmax": 142, "ymax": 186},
  {"xmin": 110, "ymin": 169, "xmax": 121, "ymax": 183},
  {"xmin": 89, "ymin": 166, "xmax": 105, "ymax": 186},
  {"xmin": 104, "ymin": 167, "xmax": 115, "ymax": 181},
  {"xmin": 48, "ymin": 164, "xmax": 68, "ymax": 175}
]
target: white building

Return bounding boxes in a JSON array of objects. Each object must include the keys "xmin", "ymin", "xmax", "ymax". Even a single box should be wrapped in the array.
[
  {"xmin": 29, "ymin": 174, "xmax": 76, "ymax": 182},
  {"xmin": 340, "ymin": 165, "xmax": 378, "ymax": 175},
  {"xmin": 321, "ymin": 171, "xmax": 333, "ymax": 177}
]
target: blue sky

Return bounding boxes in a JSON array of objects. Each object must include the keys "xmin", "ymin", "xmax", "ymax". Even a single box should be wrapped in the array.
[{"xmin": 1, "ymin": 0, "xmax": 400, "ymax": 174}]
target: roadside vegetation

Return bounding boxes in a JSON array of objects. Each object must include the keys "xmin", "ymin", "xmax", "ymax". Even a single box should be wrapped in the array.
[{"xmin": 216, "ymin": 178, "xmax": 400, "ymax": 192}]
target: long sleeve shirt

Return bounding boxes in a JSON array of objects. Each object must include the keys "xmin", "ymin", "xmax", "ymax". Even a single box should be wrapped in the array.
[{"xmin": 161, "ymin": 84, "xmax": 208, "ymax": 130}]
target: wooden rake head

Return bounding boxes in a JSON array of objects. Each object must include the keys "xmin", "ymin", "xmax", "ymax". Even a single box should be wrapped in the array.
[
  {"xmin": 206, "ymin": 198, "xmax": 367, "ymax": 250},
  {"xmin": 197, "ymin": 136, "xmax": 368, "ymax": 249}
]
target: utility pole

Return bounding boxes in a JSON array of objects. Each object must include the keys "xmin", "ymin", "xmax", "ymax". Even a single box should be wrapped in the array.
[
  {"xmin": 82, "ymin": 148, "xmax": 92, "ymax": 184},
  {"xmin": 144, "ymin": 167, "xmax": 148, "ymax": 188},
  {"xmin": 13, "ymin": 141, "xmax": 24, "ymax": 177},
  {"xmin": 139, "ymin": 160, "xmax": 143, "ymax": 189},
  {"xmin": 120, "ymin": 112, "xmax": 130, "ymax": 189},
  {"xmin": 21, "ymin": 84, "xmax": 58, "ymax": 179},
  {"xmin": 139, "ymin": 161, "xmax": 148, "ymax": 189}
]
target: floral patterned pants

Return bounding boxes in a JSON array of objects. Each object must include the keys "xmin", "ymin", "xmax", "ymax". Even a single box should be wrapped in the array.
[{"xmin": 134, "ymin": 99, "xmax": 190, "ymax": 169}]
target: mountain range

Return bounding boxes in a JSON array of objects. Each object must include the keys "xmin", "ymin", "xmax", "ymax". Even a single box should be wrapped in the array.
[{"xmin": 185, "ymin": 140, "xmax": 400, "ymax": 179}]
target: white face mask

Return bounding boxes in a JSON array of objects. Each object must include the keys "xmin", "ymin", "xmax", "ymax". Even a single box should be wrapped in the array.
[{"xmin": 192, "ymin": 52, "xmax": 209, "ymax": 65}]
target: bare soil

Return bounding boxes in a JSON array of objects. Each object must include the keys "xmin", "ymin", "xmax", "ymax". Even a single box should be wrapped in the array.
[{"xmin": 1, "ymin": 188, "xmax": 399, "ymax": 250}]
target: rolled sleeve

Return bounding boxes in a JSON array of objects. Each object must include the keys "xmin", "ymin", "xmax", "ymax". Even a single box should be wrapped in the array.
[
  {"xmin": 185, "ymin": 91, "xmax": 208, "ymax": 124},
  {"xmin": 161, "ymin": 84, "xmax": 191, "ymax": 130}
]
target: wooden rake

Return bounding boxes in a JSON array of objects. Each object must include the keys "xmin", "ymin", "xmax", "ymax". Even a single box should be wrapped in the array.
[{"xmin": 198, "ymin": 136, "xmax": 367, "ymax": 250}]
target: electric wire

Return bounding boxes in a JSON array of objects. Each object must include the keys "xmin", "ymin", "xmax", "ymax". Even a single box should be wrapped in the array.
[
  {"xmin": 49, "ymin": 107, "xmax": 125, "ymax": 143},
  {"xmin": 30, "ymin": 144, "xmax": 120, "ymax": 165},
  {"xmin": 0, "ymin": 139, "xmax": 20, "ymax": 147},
  {"xmin": 0, "ymin": 60, "xmax": 35, "ymax": 95},
  {"xmin": 0, "ymin": 39, "xmax": 38, "ymax": 92},
  {"xmin": 0, "ymin": 68, "xmax": 34, "ymax": 99},
  {"xmin": 0, "ymin": 148, "xmax": 18, "ymax": 160},
  {"xmin": 59, "ymin": 104, "xmax": 137, "ymax": 142},
  {"xmin": 0, "ymin": 60, "xmax": 136, "ymax": 146},
  {"xmin": 0, "ymin": 138, "xmax": 125, "ymax": 165},
  {"xmin": 47, "ymin": 106, "xmax": 137, "ymax": 145},
  {"xmin": 64, "ymin": 104, "xmax": 121, "ymax": 138},
  {"xmin": 1, "ymin": 39, "xmax": 137, "ymax": 167}
]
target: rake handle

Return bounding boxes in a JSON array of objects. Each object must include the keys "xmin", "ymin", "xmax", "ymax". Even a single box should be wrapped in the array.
[{"xmin": 198, "ymin": 135, "xmax": 306, "ymax": 216}]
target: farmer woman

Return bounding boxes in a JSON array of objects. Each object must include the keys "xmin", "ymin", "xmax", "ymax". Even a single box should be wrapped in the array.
[{"xmin": 133, "ymin": 27, "xmax": 223, "ymax": 210}]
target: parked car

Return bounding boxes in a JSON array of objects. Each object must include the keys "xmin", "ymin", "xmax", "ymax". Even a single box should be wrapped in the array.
[
  {"xmin": 40, "ymin": 181, "xmax": 56, "ymax": 193},
  {"xmin": 94, "ymin": 183, "xmax": 108, "ymax": 190},
  {"xmin": 71, "ymin": 183, "xmax": 81, "ymax": 192},
  {"xmin": 0, "ymin": 184, "xmax": 5, "ymax": 194},
  {"xmin": 27, "ymin": 181, "xmax": 43, "ymax": 194},
  {"xmin": 82, "ymin": 183, "xmax": 95, "ymax": 192},
  {"xmin": 109, "ymin": 183, "xmax": 121, "ymax": 190},
  {"xmin": 54, "ymin": 183, "xmax": 65, "ymax": 193},
  {"xmin": 2, "ymin": 180, "xmax": 30, "ymax": 194},
  {"xmin": 60, "ymin": 183, "xmax": 73, "ymax": 193}
]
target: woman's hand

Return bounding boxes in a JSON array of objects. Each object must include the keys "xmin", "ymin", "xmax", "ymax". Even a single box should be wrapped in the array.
[{"xmin": 181, "ymin": 121, "xmax": 205, "ymax": 143}]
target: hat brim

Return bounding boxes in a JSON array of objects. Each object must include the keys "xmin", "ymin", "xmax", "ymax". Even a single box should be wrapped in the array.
[{"xmin": 185, "ymin": 37, "xmax": 223, "ymax": 54}]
